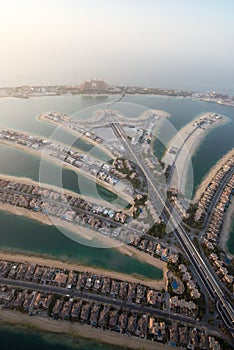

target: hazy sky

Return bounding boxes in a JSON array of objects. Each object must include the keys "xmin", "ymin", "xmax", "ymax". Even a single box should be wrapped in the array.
[{"xmin": 0, "ymin": 0, "xmax": 234, "ymax": 92}]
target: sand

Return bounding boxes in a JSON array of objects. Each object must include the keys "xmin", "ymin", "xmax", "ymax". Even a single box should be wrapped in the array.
[
  {"xmin": 0, "ymin": 249, "xmax": 165, "ymax": 288},
  {"xmin": 0, "ymin": 138, "xmax": 133, "ymax": 205},
  {"xmin": 193, "ymin": 148, "xmax": 234, "ymax": 203},
  {"xmin": 0, "ymin": 173, "xmax": 166, "ymax": 285},
  {"xmin": 38, "ymin": 114, "xmax": 114, "ymax": 159},
  {"xmin": 0, "ymin": 309, "xmax": 173, "ymax": 350},
  {"xmin": 0, "ymin": 174, "xmax": 135, "ymax": 249},
  {"xmin": 162, "ymin": 113, "xmax": 228, "ymax": 197},
  {"xmin": 0, "ymin": 173, "xmax": 131, "ymax": 212}
]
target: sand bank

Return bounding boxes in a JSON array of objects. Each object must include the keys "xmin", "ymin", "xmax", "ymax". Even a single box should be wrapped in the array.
[
  {"xmin": 162, "ymin": 113, "xmax": 228, "ymax": 196},
  {"xmin": 0, "ymin": 200, "xmax": 167, "ymax": 284},
  {"xmin": 0, "ymin": 309, "xmax": 172, "ymax": 350},
  {"xmin": 0, "ymin": 249, "xmax": 165, "ymax": 288},
  {"xmin": 193, "ymin": 148, "xmax": 234, "ymax": 203},
  {"xmin": 0, "ymin": 139, "xmax": 133, "ymax": 205},
  {"xmin": 38, "ymin": 114, "xmax": 114, "ymax": 159},
  {"xmin": 0, "ymin": 173, "xmax": 131, "ymax": 212}
]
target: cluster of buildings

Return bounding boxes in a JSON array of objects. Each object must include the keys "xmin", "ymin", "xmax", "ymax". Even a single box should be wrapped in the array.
[
  {"xmin": 0, "ymin": 127, "xmax": 127, "ymax": 192},
  {"xmin": 0, "ymin": 179, "xmax": 130, "ymax": 232},
  {"xmin": 0, "ymin": 260, "xmax": 163, "ymax": 306},
  {"xmin": 167, "ymin": 266, "xmax": 201, "ymax": 301},
  {"xmin": 192, "ymin": 91, "xmax": 234, "ymax": 107},
  {"xmin": 0, "ymin": 283, "xmax": 222, "ymax": 349},
  {"xmin": 41, "ymin": 112, "xmax": 104, "ymax": 144},
  {"xmin": 169, "ymin": 296, "xmax": 197, "ymax": 318},
  {"xmin": 170, "ymin": 196, "xmax": 189, "ymax": 219},
  {"xmin": 202, "ymin": 176, "xmax": 234, "ymax": 290},
  {"xmin": 195, "ymin": 155, "xmax": 234, "ymax": 222},
  {"xmin": 203, "ymin": 173, "xmax": 234, "ymax": 250},
  {"xmin": 79, "ymin": 79, "xmax": 109, "ymax": 93},
  {"xmin": 178, "ymin": 264, "xmax": 201, "ymax": 299},
  {"xmin": 123, "ymin": 232, "xmax": 172, "ymax": 262},
  {"xmin": 209, "ymin": 252, "xmax": 233, "ymax": 289}
]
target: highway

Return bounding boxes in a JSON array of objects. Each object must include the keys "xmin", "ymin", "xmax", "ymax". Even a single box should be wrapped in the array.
[
  {"xmin": 0, "ymin": 276, "xmax": 198, "ymax": 326},
  {"xmin": 110, "ymin": 121, "xmax": 234, "ymax": 333}
]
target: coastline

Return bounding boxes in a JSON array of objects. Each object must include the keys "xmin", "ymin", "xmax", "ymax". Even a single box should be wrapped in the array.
[
  {"xmin": 193, "ymin": 148, "xmax": 234, "ymax": 203},
  {"xmin": 0, "ymin": 139, "xmax": 133, "ymax": 205},
  {"xmin": 0, "ymin": 173, "xmax": 131, "ymax": 212},
  {"xmin": 0, "ymin": 309, "xmax": 173, "ymax": 350},
  {"xmin": 0, "ymin": 248, "xmax": 165, "ymax": 288},
  {"xmin": 1, "ymin": 91, "xmax": 234, "ymax": 108},
  {"xmin": 0, "ymin": 174, "xmax": 167, "ymax": 281},
  {"xmin": 162, "ymin": 112, "xmax": 228, "ymax": 196},
  {"xmin": 38, "ymin": 114, "xmax": 115, "ymax": 160}
]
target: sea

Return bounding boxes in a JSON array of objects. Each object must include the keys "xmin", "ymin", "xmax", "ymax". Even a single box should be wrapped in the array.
[{"xmin": 0, "ymin": 94, "xmax": 233, "ymax": 349}]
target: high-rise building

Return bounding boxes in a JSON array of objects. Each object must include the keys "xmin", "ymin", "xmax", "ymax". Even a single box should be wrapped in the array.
[{"xmin": 79, "ymin": 79, "xmax": 109, "ymax": 93}]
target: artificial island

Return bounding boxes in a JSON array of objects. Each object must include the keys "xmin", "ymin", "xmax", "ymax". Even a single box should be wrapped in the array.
[{"xmin": 0, "ymin": 89, "xmax": 233, "ymax": 350}]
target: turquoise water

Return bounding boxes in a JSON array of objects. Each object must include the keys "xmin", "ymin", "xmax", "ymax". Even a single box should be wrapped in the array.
[
  {"xmin": 0, "ymin": 144, "xmax": 128, "ymax": 208},
  {"xmin": 0, "ymin": 94, "xmax": 234, "ymax": 255},
  {"xmin": 0, "ymin": 324, "xmax": 122, "ymax": 350},
  {"xmin": 0, "ymin": 94, "xmax": 234, "ymax": 348},
  {"xmin": 0, "ymin": 210, "xmax": 162, "ymax": 279}
]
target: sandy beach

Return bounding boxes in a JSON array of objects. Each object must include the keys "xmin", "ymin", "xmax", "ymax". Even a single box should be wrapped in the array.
[
  {"xmin": 0, "ymin": 173, "xmax": 131, "ymax": 213},
  {"xmin": 0, "ymin": 174, "xmax": 135, "ymax": 249},
  {"xmin": 162, "ymin": 112, "xmax": 228, "ymax": 197},
  {"xmin": 193, "ymin": 148, "xmax": 234, "ymax": 203},
  {"xmin": 0, "ymin": 199, "xmax": 167, "ymax": 284},
  {"xmin": 219, "ymin": 196, "xmax": 234, "ymax": 256},
  {"xmin": 0, "ymin": 249, "xmax": 165, "ymax": 288},
  {"xmin": 38, "ymin": 114, "xmax": 115, "ymax": 160},
  {"xmin": 0, "ymin": 309, "xmax": 173, "ymax": 350},
  {"xmin": 0, "ymin": 138, "xmax": 133, "ymax": 205},
  {"xmin": 0, "ymin": 173, "xmax": 166, "ymax": 285}
]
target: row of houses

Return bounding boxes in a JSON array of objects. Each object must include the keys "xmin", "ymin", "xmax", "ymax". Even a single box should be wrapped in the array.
[
  {"xmin": 202, "ymin": 175, "xmax": 234, "ymax": 292},
  {"xmin": 0, "ymin": 179, "xmax": 130, "ymax": 228},
  {"xmin": 0, "ymin": 260, "xmax": 163, "ymax": 307},
  {"xmin": 0, "ymin": 285, "xmax": 222, "ymax": 349},
  {"xmin": 195, "ymin": 155, "xmax": 234, "ymax": 222},
  {"xmin": 0, "ymin": 127, "xmax": 132, "ymax": 193}
]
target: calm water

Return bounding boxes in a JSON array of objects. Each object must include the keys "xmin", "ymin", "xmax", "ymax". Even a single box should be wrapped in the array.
[
  {"xmin": 0, "ymin": 94, "xmax": 234, "ymax": 348},
  {"xmin": 0, "ymin": 324, "xmax": 122, "ymax": 350},
  {"xmin": 0, "ymin": 94, "xmax": 233, "ymax": 253},
  {"xmin": 0, "ymin": 210, "xmax": 162, "ymax": 279}
]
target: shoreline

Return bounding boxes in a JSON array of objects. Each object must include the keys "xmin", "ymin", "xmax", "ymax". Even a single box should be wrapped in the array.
[
  {"xmin": 0, "ymin": 174, "xmax": 166, "ymax": 282},
  {"xmin": 0, "ymin": 248, "xmax": 165, "ymax": 288},
  {"xmin": 219, "ymin": 196, "xmax": 234, "ymax": 256},
  {"xmin": 0, "ymin": 173, "xmax": 131, "ymax": 212},
  {"xmin": 0, "ymin": 139, "xmax": 133, "ymax": 205},
  {"xmin": 0, "ymin": 200, "xmax": 167, "ymax": 282},
  {"xmin": 1, "ymin": 91, "xmax": 234, "ymax": 107},
  {"xmin": 0, "ymin": 174, "xmax": 133, "ymax": 249},
  {"xmin": 38, "ymin": 114, "xmax": 115, "ymax": 160},
  {"xmin": 162, "ymin": 112, "xmax": 228, "ymax": 196},
  {"xmin": 193, "ymin": 148, "xmax": 234, "ymax": 203},
  {"xmin": 0, "ymin": 309, "xmax": 173, "ymax": 350}
]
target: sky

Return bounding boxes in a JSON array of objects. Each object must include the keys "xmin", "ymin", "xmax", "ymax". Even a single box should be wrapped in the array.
[{"xmin": 0, "ymin": 0, "xmax": 234, "ymax": 92}]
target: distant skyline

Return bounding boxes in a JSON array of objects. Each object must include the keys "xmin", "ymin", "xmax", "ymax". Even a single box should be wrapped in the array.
[{"xmin": 1, "ymin": 0, "xmax": 234, "ymax": 93}]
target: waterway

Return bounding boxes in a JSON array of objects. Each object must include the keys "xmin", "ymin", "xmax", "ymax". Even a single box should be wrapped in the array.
[
  {"xmin": 0, "ymin": 210, "xmax": 161, "ymax": 279},
  {"xmin": 0, "ymin": 95, "xmax": 233, "ymax": 255},
  {"xmin": 0, "ymin": 94, "xmax": 234, "ymax": 349},
  {"xmin": 0, "ymin": 324, "xmax": 122, "ymax": 350}
]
